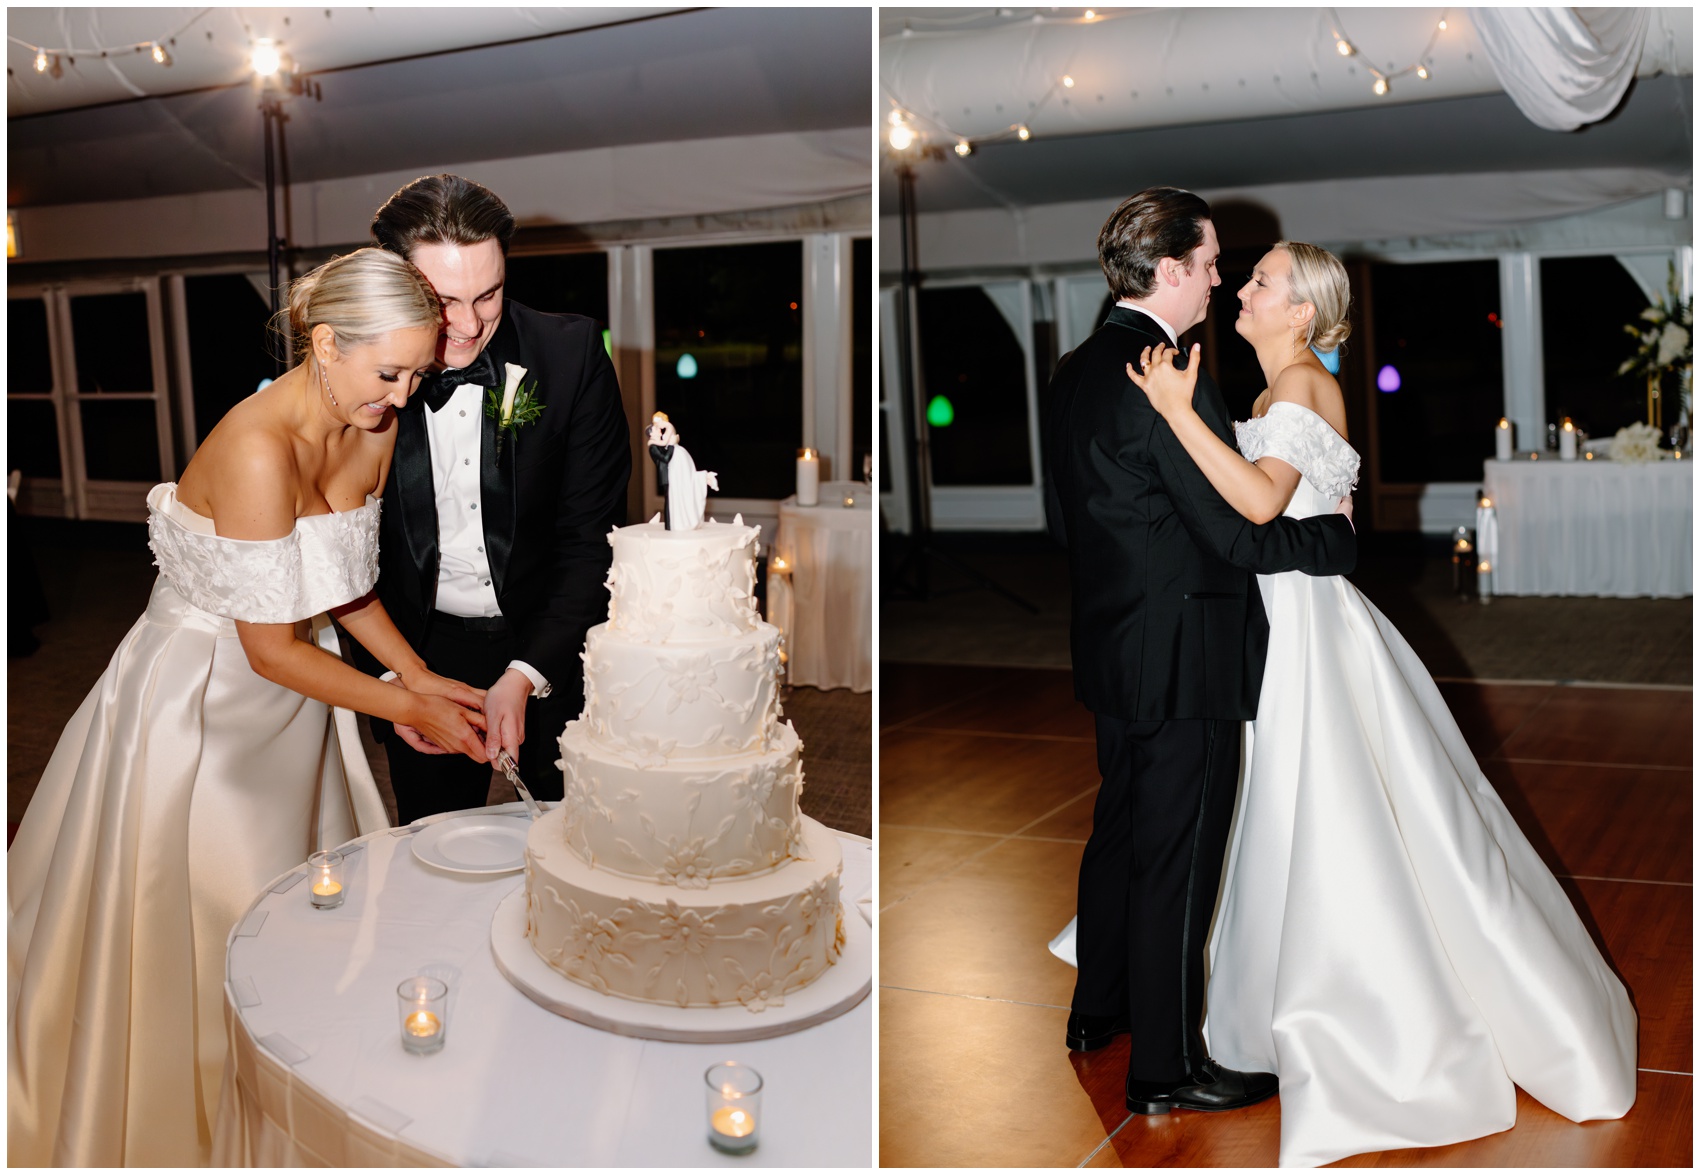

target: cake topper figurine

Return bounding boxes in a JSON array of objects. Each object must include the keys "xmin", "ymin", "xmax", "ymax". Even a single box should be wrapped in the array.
[{"xmin": 646, "ymin": 412, "xmax": 718, "ymax": 532}]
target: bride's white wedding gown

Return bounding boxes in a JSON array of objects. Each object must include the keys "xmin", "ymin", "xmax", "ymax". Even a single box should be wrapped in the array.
[
  {"xmin": 1053, "ymin": 402, "xmax": 1637, "ymax": 1167},
  {"xmin": 9, "ymin": 484, "xmax": 390, "ymax": 1166}
]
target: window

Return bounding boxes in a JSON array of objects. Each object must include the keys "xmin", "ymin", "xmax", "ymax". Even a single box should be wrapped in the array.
[
  {"xmin": 8, "ymin": 297, "xmax": 60, "ymax": 479},
  {"xmin": 1370, "ymin": 261, "xmax": 1503, "ymax": 484},
  {"xmin": 653, "ymin": 241, "xmax": 803, "ymax": 501},
  {"xmin": 183, "ymin": 275, "xmax": 276, "ymax": 444},
  {"xmin": 851, "ymin": 237, "xmax": 872, "ymax": 481},
  {"xmin": 504, "ymin": 253, "xmax": 609, "ymax": 331},
  {"xmin": 1540, "ymin": 256, "xmax": 1653, "ymax": 437},
  {"xmin": 67, "ymin": 290, "xmax": 161, "ymax": 482},
  {"xmin": 915, "ymin": 286, "xmax": 1032, "ymax": 486}
]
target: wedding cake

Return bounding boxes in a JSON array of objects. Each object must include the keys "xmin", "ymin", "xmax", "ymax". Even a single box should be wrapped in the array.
[{"xmin": 523, "ymin": 518, "xmax": 845, "ymax": 1011}]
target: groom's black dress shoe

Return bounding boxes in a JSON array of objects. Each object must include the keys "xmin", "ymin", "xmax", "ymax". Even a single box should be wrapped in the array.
[
  {"xmin": 1065, "ymin": 1011, "xmax": 1130, "ymax": 1052},
  {"xmin": 1125, "ymin": 1060, "xmax": 1278, "ymax": 1114}
]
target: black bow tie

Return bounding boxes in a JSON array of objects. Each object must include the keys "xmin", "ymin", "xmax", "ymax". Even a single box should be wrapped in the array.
[{"xmin": 419, "ymin": 350, "xmax": 500, "ymax": 412}]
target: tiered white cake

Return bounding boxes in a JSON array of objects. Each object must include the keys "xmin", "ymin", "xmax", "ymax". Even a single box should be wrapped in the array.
[{"xmin": 524, "ymin": 519, "xmax": 845, "ymax": 1011}]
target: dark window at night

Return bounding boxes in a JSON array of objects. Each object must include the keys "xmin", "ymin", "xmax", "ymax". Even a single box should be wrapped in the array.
[
  {"xmin": 79, "ymin": 401, "xmax": 160, "ymax": 482},
  {"xmin": 69, "ymin": 292, "xmax": 153, "ymax": 393},
  {"xmin": 851, "ymin": 237, "xmax": 872, "ymax": 480},
  {"xmin": 916, "ymin": 287, "xmax": 1032, "ymax": 486},
  {"xmin": 1371, "ymin": 261, "xmax": 1503, "ymax": 483},
  {"xmin": 9, "ymin": 297, "xmax": 53, "ymax": 393},
  {"xmin": 184, "ymin": 275, "xmax": 276, "ymax": 444},
  {"xmin": 654, "ymin": 241, "xmax": 803, "ymax": 501},
  {"xmin": 505, "ymin": 253, "xmax": 609, "ymax": 332},
  {"xmin": 1540, "ymin": 256, "xmax": 1653, "ymax": 437}
]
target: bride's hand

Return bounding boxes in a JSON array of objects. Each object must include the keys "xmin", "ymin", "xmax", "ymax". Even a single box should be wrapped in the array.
[
  {"xmin": 398, "ymin": 668, "xmax": 485, "ymax": 711},
  {"xmin": 401, "ymin": 695, "xmax": 488, "ymax": 762},
  {"xmin": 1126, "ymin": 343, "xmax": 1201, "ymax": 419}
]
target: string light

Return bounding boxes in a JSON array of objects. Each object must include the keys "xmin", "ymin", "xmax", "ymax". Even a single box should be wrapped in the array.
[
  {"xmin": 1084, "ymin": 9, "xmax": 1096, "ymax": 20},
  {"xmin": 1416, "ymin": 64, "xmax": 1429, "ymax": 80},
  {"xmin": 1329, "ymin": 9, "xmax": 1450, "ymax": 98},
  {"xmin": 1438, "ymin": 18, "xmax": 1448, "ymax": 30},
  {"xmin": 1373, "ymin": 77, "xmax": 1389, "ymax": 96},
  {"xmin": 15, "ymin": 8, "xmax": 205, "ymax": 81},
  {"xmin": 954, "ymin": 139, "xmax": 972, "ymax": 156},
  {"xmin": 1062, "ymin": 74, "xmax": 1075, "ymax": 88},
  {"xmin": 150, "ymin": 41, "xmax": 171, "ymax": 66},
  {"xmin": 1336, "ymin": 38, "xmax": 1354, "ymax": 56},
  {"xmin": 889, "ymin": 122, "xmax": 915, "ymax": 151},
  {"xmin": 32, "ymin": 49, "xmax": 48, "ymax": 73},
  {"xmin": 887, "ymin": 108, "xmax": 906, "ymax": 126},
  {"xmin": 1016, "ymin": 124, "xmax": 1031, "ymax": 140},
  {"xmin": 250, "ymin": 39, "xmax": 282, "ymax": 77}
]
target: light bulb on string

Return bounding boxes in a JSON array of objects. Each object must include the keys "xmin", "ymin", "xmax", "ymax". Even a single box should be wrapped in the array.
[
  {"xmin": 33, "ymin": 49, "xmax": 48, "ymax": 73},
  {"xmin": 1016, "ymin": 124, "xmax": 1031, "ymax": 140},
  {"xmin": 1416, "ymin": 64, "xmax": 1429, "ymax": 80},
  {"xmin": 1373, "ymin": 77, "xmax": 1389, "ymax": 96},
  {"xmin": 887, "ymin": 108, "xmax": 905, "ymax": 126},
  {"xmin": 954, "ymin": 139, "xmax": 972, "ymax": 157},
  {"xmin": 889, "ymin": 123, "xmax": 915, "ymax": 151},
  {"xmin": 48, "ymin": 54, "xmax": 63, "ymax": 79},
  {"xmin": 151, "ymin": 42, "xmax": 172, "ymax": 66},
  {"xmin": 1438, "ymin": 18, "xmax": 1448, "ymax": 31},
  {"xmin": 251, "ymin": 39, "xmax": 282, "ymax": 78},
  {"xmin": 1062, "ymin": 74, "xmax": 1075, "ymax": 88},
  {"xmin": 1084, "ymin": 9, "xmax": 1096, "ymax": 20},
  {"xmin": 1336, "ymin": 38, "xmax": 1353, "ymax": 56}
]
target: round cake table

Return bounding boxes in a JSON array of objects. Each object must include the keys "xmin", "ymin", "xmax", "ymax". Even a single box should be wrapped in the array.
[
  {"xmin": 768, "ymin": 480, "xmax": 872, "ymax": 692},
  {"xmin": 214, "ymin": 804, "xmax": 872, "ymax": 1167}
]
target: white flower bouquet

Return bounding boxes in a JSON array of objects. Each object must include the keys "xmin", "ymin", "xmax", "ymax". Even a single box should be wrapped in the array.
[{"xmin": 1608, "ymin": 421, "xmax": 1665, "ymax": 463}]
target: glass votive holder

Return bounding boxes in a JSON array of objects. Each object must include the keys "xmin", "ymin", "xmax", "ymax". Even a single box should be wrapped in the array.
[
  {"xmin": 307, "ymin": 850, "xmax": 344, "ymax": 909},
  {"xmin": 397, "ymin": 976, "xmax": 448, "ymax": 1055},
  {"xmin": 705, "ymin": 1062, "xmax": 762, "ymax": 1155}
]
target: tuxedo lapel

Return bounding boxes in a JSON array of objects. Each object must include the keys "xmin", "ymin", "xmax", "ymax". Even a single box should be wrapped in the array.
[
  {"xmin": 392, "ymin": 402, "xmax": 441, "ymax": 609},
  {"xmin": 479, "ymin": 314, "xmax": 523, "ymax": 599}
]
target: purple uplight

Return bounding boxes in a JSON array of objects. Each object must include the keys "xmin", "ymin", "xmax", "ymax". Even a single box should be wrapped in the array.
[{"xmin": 1377, "ymin": 364, "xmax": 1402, "ymax": 393}]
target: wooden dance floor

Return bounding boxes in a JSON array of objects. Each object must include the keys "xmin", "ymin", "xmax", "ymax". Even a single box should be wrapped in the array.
[{"xmin": 878, "ymin": 663, "xmax": 1691, "ymax": 1167}]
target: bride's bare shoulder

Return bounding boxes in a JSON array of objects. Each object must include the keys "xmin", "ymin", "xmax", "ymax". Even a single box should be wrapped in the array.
[
  {"xmin": 177, "ymin": 386, "xmax": 298, "ymax": 523},
  {"xmin": 1269, "ymin": 364, "xmax": 1348, "ymax": 439}
]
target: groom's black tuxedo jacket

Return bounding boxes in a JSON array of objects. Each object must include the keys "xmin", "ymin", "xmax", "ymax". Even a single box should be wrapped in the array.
[
  {"xmin": 373, "ymin": 300, "xmax": 631, "ymax": 702},
  {"xmin": 1045, "ymin": 305, "xmax": 1356, "ymax": 722}
]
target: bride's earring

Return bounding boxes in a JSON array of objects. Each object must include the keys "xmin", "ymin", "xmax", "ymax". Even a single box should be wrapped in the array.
[{"xmin": 318, "ymin": 358, "xmax": 338, "ymax": 408}]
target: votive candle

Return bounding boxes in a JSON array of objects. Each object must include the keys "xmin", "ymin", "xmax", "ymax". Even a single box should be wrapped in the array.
[
  {"xmin": 308, "ymin": 851, "xmax": 344, "ymax": 909},
  {"xmin": 705, "ymin": 1062, "xmax": 762, "ymax": 1155},
  {"xmin": 398, "ymin": 976, "xmax": 448, "ymax": 1055}
]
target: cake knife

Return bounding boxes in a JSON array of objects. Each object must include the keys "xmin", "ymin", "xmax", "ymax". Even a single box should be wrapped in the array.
[{"xmin": 496, "ymin": 750, "xmax": 545, "ymax": 822}]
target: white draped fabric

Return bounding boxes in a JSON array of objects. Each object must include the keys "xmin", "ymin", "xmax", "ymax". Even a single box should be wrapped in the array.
[
  {"xmin": 7, "ymin": 485, "xmax": 389, "ymax": 1166},
  {"xmin": 1470, "ymin": 7, "xmax": 1650, "ymax": 132},
  {"xmin": 214, "ymin": 808, "xmax": 873, "ymax": 1166},
  {"xmin": 1482, "ymin": 457, "xmax": 1693, "ymax": 597},
  {"xmin": 768, "ymin": 482, "xmax": 873, "ymax": 692}
]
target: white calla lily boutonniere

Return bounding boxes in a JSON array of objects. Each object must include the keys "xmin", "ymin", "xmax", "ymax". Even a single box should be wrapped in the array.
[{"xmin": 485, "ymin": 362, "xmax": 542, "ymax": 463}]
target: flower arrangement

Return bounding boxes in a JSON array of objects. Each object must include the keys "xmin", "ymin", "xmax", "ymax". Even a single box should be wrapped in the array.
[
  {"xmin": 1608, "ymin": 421, "xmax": 1664, "ymax": 464},
  {"xmin": 1617, "ymin": 262, "xmax": 1692, "ymax": 431}
]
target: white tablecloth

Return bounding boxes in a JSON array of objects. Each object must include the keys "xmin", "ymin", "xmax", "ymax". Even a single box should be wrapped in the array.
[
  {"xmin": 768, "ymin": 481, "xmax": 872, "ymax": 692},
  {"xmin": 1481, "ymin": 457, "xmax": 1693, "ymax": 597},
  {"xmin": 215, "ymin": 805, "xmax": 871, "ymax": 1167}
]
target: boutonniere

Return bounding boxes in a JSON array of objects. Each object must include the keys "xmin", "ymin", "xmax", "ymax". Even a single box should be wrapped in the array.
[{"xmin": 485, "ymin": 363, "xmax": 542, "ymax": 464}]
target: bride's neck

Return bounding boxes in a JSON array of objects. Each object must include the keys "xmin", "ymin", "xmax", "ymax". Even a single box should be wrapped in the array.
[{"xmin": 1253, "ymin": 335, "xmax": 1307, "ymax": 388}]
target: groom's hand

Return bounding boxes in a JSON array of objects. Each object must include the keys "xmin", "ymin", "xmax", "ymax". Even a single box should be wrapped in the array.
[{"xmin": 483, "ymin": 668, "xmax": 533, "ymax": 767}]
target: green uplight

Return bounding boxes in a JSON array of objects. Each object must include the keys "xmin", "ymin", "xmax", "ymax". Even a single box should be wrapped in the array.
[
  {"xmin": 926, "ymin": 394, "xmax": 955, "ymax": 428},
  {"xmin": 601, "ymin": 328, "xmax": 612, "ymax": 356}
]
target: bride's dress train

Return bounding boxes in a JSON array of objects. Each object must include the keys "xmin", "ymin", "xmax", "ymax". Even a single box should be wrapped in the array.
[
  {"xmin": 1053, "ymin": 403, "xmax": 1636, "ymax": 1167},
  {"xmin": 9, "ymin": 484, "xmax": 389, "ymax": 1165}
]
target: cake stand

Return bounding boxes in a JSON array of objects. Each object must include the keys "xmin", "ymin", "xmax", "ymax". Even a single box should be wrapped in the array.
[{"xmin": 490, "ymin": 885, "xmax": 872, "ymax": 1043}]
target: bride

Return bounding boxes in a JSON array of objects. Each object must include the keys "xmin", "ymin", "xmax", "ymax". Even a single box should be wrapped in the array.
[
  {"xmin": 9, "ymin": 248, "xmax": 490, "ymax": 1166},
  {"xmin": 1061, "ymin": 241, "xmax": 1637, "ymax": 1166}
]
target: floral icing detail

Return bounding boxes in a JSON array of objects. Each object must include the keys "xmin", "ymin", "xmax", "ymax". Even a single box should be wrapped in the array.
[
  {"xmin": 145, "ymin": 485, "xmax": 380, "ymax": 622},
  {"xmin": 1234, "ymin": 401, "xmax": 1362, "ymax": 501}
]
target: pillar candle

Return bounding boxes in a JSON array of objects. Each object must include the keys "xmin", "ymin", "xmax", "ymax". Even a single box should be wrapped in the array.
[
  {"xmin": 796, "ymin": 448, "xmax": 820, "ymax": 506},
  {"xmin": 1559, "ymin": 419, "xmax": 1577, "ymax": 460},
  {"xmin": 1495, "ymin": 418, "xmax": 1513, "ymax": 461}
]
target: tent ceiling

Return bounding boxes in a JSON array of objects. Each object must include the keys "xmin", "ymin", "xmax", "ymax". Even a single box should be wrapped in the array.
[
  {"xmin": 8, "ymin": 7, "xmax": 873, "ymax": 207},
  {"xmin": 878, "ymin": 6, "xmax": 1693, "ymax": 215},
  {"xmin": 886, "ymin": 74, "xmax": 1693, "ymax": 215}
]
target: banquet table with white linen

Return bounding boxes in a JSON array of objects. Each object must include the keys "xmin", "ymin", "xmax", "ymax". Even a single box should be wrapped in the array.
[
  {"xmin": 767, "ymin": 480, "xmax": 872, "ymax": 692},
  {"xmin": 1481, "ymin": 456, "xmax": 1693, "ymax": 598},
  {"xmin": 214, "ymin": 804, "xmax": 872, "ymax": 1167}
]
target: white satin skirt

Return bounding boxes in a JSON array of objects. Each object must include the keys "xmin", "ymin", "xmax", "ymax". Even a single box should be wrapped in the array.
[
  {"xmin": 8, "ymin": 576, "xmax": 387, "ymax": 1166},
  {"xmin": 1205, "ymin": 571, "xmax": 1638, "ymax": 1166}
]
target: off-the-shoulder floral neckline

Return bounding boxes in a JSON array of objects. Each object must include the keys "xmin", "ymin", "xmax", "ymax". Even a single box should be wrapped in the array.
[{"xmin": 153, "ymin": 482, "xmax": 380, "ymax": 543}]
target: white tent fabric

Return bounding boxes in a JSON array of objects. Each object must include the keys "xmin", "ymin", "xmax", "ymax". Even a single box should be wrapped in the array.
[{"xmin": 1469, "ymin": 7, "xmax": 1650, "ymax": 131}]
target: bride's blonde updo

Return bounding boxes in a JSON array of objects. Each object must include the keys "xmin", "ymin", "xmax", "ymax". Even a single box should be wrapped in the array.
[
  {"xmin": 1276, "ymin": 240, "xmax": 1352, "ymax": 354},
  {"xmin": 281, "ymin": 247, "xmax": 440, "ymax": 360}
]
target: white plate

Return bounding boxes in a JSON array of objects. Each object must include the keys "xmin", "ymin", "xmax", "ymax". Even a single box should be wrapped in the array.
[{"xmin": 411, "ymin": 814, "xmax": 529, "ymax": 875}]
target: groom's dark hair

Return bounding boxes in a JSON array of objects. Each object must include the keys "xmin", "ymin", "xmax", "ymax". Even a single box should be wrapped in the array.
[
  {"xmin": 371, "ymin": 174, "xmax": 517, "ymax": 260},
  {"xmin": 1098, "ymin": 187, "xmax": 1212, "ymax": 301}
]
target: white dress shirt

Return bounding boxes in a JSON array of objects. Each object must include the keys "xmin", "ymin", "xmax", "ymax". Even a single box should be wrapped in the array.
[
  {"xmin": 419, "ymin": 379, "xmax": 549, "ymax": 697},
  {"xmin": 1115, "ymin": 300, "xmax": 1180, "ymax": 347}
]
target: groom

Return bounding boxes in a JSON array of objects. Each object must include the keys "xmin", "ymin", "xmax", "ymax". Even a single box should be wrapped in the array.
[
  {"xmin": 1045, "ymin": 188, "xmax": 1356, "ymax": 1114},
  {"xmin": 355, "ymin": 174, "xmax": 631, "ymax": 824}
]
